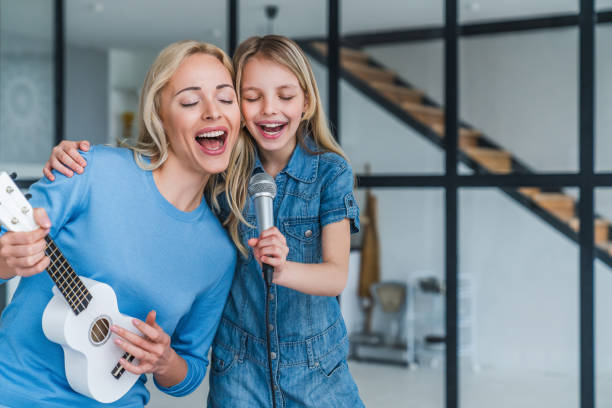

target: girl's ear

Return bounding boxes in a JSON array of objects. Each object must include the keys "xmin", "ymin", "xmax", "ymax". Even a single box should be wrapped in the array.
[{"xmin": 302, "ymin": 94, "xmax": 310, "ymax": 119}]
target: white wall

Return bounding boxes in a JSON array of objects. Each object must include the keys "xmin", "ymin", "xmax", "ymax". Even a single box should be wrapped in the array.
[{"xmin": 312, "ymin": 26, "xmax": 612, "ymax": 377}]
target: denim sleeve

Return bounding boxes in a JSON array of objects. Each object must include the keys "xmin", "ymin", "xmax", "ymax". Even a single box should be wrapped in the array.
[
  {"xmin": 154, "ymin": 255, "xmax": 236, "ymax": 396},
  {"xmin": 320, "ymin": 164, "xmax": 360, "ymax": 234}
]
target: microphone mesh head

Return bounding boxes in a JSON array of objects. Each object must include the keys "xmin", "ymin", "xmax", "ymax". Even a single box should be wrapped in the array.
[{"xmin": 248, "ymin": 172, "xmax": 277, "ymax": 198}]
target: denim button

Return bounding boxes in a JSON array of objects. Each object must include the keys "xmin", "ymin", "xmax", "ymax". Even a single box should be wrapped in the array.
[
  {"xmin": 270, "ymin": 352, "xmax": 277, "ymax": 360},
  {"xmin": 268, "ymin": 324, "xmax": 274, "ymax": 332},
  {"xmin": 269, "ymin": 293, "xmax": 275, "ymax": 301},
  {"xmin": 304, "ymin": 229, "xmax": 313, "ymax": 238}
]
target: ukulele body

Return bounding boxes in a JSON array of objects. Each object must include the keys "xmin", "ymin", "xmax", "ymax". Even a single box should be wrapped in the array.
[{"xmin": 42, "ymin": 276, "xmax": 140, "ymax": 403}]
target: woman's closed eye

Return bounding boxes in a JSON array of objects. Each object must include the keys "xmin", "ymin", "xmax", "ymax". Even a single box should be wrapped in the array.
[{"xmin": 180, "ymin": 100, "xmax": 198, "ymax": 107}]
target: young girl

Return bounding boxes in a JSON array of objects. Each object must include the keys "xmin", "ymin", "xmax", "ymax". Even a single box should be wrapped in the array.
[
  {"xmin": 43, "ymin": 35, "xmax": 363, "ymax": 408},
  {"xmin": 0, "ymin": 40, "xmax": 246, "ymax": 407}
]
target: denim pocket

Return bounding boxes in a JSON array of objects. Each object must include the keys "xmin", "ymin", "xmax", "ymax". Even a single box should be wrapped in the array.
[
  {"xmin": 317, "ymin": 354, "xmax": 348, "ymax": 379},
  {"xmin": 283, "ymin": 217, "xmax": 321, "ymax": 263},
  {"xmin": 211, "ymin": 343, "xmax": 239, "ymax": 377}
]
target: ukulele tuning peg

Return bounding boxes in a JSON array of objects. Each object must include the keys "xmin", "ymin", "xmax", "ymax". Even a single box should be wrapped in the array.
[{"xmin": 9, "ymin": 172, "xmax": 17, "ymax": 180}]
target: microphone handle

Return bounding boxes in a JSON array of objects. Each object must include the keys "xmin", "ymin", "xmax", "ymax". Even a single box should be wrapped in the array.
[{"xmin": 262, "ymin": 263, "xmax": 274, "ymax": 286}]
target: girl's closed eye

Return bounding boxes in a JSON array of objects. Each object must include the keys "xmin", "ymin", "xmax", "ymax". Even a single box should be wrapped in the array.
[
  {"xmin": 242, "ymin": 92, "xmax": 260, "ymax": 102},
  {"xmin": 279, "ymin": 94, "xmax": 295, "ymax": 101}
]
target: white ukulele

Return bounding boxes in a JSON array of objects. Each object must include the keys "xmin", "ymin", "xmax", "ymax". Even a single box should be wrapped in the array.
[{"xmin": 0, "ymin": 172, "xmax": 141, "ymax": 403}]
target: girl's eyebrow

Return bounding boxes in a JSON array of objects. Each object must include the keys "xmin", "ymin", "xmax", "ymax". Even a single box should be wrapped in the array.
[
  {"xmin": 241, "ymin": 84, "xmax": 298, "ymax": 92},
  {"xmin": 175, "ymin": 84, "xmax": 234, "ymax": 96}
]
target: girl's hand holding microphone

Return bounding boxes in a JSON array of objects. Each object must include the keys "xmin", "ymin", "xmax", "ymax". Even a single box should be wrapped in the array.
[{"xmin": 248, "ymin": 227, "xmax": 289, "ymax": 284}]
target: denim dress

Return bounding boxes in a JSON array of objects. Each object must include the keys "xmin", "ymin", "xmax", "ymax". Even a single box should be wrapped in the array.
[{"xmin": 207, "ymin": 137, "xmax": 364, "ymax": 408}]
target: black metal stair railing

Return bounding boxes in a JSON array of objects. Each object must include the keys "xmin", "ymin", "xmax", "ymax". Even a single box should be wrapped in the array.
[{"xmin": 297, "ymin": 40, "xmax": 612, "ymax": 269}]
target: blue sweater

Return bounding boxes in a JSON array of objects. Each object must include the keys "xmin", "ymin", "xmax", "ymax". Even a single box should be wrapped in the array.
[{"xmin": 0, "ymin": 146, "xmax": 236, "ymax": 407}]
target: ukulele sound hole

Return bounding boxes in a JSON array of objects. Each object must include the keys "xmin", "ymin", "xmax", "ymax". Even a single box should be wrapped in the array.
[{"xmin": 90, "ymin": 316, "xmax": 112, "ymax": 346}]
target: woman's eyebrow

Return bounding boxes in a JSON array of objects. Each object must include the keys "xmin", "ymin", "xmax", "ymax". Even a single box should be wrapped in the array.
[
  {"xmin": 175, "ymin": 86, "xmax": 200, "ymax": 96},
  {"xmin": 175, "ymin": 84, "xmax": 234, "ymax": 96}
]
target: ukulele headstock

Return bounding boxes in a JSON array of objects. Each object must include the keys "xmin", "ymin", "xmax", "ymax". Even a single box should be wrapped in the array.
[{"xmin": 0, "ymin": 172, "xmax": 38, "ymax": 232}]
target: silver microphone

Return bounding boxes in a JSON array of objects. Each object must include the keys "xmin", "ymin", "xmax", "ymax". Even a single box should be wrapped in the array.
[{"xmin": 248, "ymin": 172, "xmax": 277, "ymax": 284}]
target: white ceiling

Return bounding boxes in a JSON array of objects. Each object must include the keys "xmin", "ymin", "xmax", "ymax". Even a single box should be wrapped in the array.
[{"xmin": 2, "ymin": 0, "xmax": 611, "ymax": 52}]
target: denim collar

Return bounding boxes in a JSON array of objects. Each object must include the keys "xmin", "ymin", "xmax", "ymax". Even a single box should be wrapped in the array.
[{"xmin": 253, "ymin": 135, "xmax": 319, "ymax": 184}]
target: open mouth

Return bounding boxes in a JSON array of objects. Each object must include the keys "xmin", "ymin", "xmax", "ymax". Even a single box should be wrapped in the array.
[
  {"xmin": 258, "ymin": 122, "xmax": 287, "ymax": 137},
  {"xmin": 195, "ymin": 129, "xmax": 227, "ymax": 153}
]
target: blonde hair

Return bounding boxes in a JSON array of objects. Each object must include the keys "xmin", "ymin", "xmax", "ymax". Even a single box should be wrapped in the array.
[
  {"xmin": 129, "ymin": 40, "xmax": 250, "ymax": 253},
  {"xmin": 224, "ymin": 36, "xmax": 350, "ymax": 256},
  {"xmin": 233, "ymin": 35, "xmax": 347, "ymax": 159}
]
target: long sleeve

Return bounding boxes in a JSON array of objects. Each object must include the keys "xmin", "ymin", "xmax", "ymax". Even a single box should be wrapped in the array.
[{"xmin": 154, "ymin": 254, "xmax": 236, "ymax": 396}]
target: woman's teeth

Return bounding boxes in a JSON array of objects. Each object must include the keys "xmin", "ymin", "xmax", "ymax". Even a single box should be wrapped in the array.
[
  {"xmin": 198, "ymin": 130, "xmax": 225, "ymax": 138},
  {"xmin": 196, "ymin": 130, "xmax": 226, "ymax": 150}
]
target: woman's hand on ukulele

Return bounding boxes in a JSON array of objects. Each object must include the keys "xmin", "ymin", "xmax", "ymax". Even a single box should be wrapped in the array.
[
  {"xmin": 0, "ymin": 208, "xmax": 51, "ymax": 279},
  {"xmin": 248, "ymin": 227, "xmax": 289, "ymax": 283},
  {"xmin": 43, "ymin": 140, "xmax": 90, "ymax": 181},
  {"xmin": 111, "ymin": 310, "xmax": 180, "ymax": 378}
]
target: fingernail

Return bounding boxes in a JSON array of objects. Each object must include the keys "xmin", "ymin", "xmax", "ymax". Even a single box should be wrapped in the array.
[{"xmin": 115, "ymin": 338, "xmax": 122, "ymax": 345}]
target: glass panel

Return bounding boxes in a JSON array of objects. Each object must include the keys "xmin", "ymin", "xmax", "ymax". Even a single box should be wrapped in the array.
[
  {"xmin": 0, "ymin": 0, "xmax": 55, "ymax": 179},
  {"xmin": 345, "ymin": 188, "xmax": 444, "ymax": 407},
  {"xmin": 596, "ymin": 24, "xmax": 612, "ymax": 173},
  {"xmin": 459, "ymin": 187, "xmax": 580, "ymax": 407},
  {"xmin": 459, "ymin": 27, "xmax": 579, "ymax": 175},
  {"xmin": 340, "ymin": 0, "xmax": 445, "ymax": 174},
  {"xmin": 239, "ymin": 0, "xmax": 326, "ymax": 43},
  {"xmin": 597, "ymin": 0, "xmax": 612, "ymax": 11},
  {"xmin": 65, "ymin": 0, "xmax": 228, "ymax": 148},
  {"xmin": 595, "ymin": 189, "xmax": 612, "ymax": 406},
  {"xmin": 459, "ymin": 0, "xmax": 579, "ymax": 24}
]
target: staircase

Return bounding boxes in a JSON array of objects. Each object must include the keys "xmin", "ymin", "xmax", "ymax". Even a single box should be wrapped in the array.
[{"xmin": 302, "ymin": 41, "xmax": 612, "ymax": 268}]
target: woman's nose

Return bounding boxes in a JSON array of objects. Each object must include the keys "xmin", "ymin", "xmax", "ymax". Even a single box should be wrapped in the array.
[{"xmin": 202, "ymin": 101, "xmax": 221, "ymax": 121}]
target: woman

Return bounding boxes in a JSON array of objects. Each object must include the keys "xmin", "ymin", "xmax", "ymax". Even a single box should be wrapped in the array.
[{"xmin": 0, "ymin": 40, "xmax": 246, "ymax": 407}]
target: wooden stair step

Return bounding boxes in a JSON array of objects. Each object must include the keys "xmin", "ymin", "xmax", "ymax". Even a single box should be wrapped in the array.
[
  {"xmin": 597, "ymin": 242, "xmax": 612, "ymax": 257},
  {"xmin": 517, "ymin": 187, "xmax": 541, "ymax": 198},
  {"xmin": 402, "ymin": 102, "xmax": 445, "ymax": 126},
  {"xmin": 369, "ymin": 81, "xmax": 424, "ymax": 104},
  {"xmin": 462, "ymin": 147, "xmax": 512, "ymax": 174},
  {"xmin": 569, "ymin": 218, "xmax": 610, "ymax": 244},
  {"xmin": 342, "ymin": 60, "xmax": 396, "ymax": 83},
  {"xmin": 311, "ymin": 42, "xmax": 370, "ymax": 63},
  {"xmin": 532, "ymin": 193, "xmax": 576, "ymax": 222},
  {"xmin": 430, "ymin": 123, "xmax": 481, "ymax": 147}
]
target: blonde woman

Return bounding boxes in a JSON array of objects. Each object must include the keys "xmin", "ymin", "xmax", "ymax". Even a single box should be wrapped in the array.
[
  {"xmin": 41, "ymin": 35, "xmax": 363, "ymax": 408},
  {"xmin": 0, "ymin": 41, "xmax": 245, "ymax": 407}
]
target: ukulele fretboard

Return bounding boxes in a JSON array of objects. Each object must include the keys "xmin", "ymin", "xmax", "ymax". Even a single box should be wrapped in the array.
[{"xmin": 45, "ymin": 237, "xmax": 92, "ymax": 315}]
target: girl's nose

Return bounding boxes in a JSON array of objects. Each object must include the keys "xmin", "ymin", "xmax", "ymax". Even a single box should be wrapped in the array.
[{"xmin": 262, "ymin": 98, "xmax": 277, "ymax": 116}]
